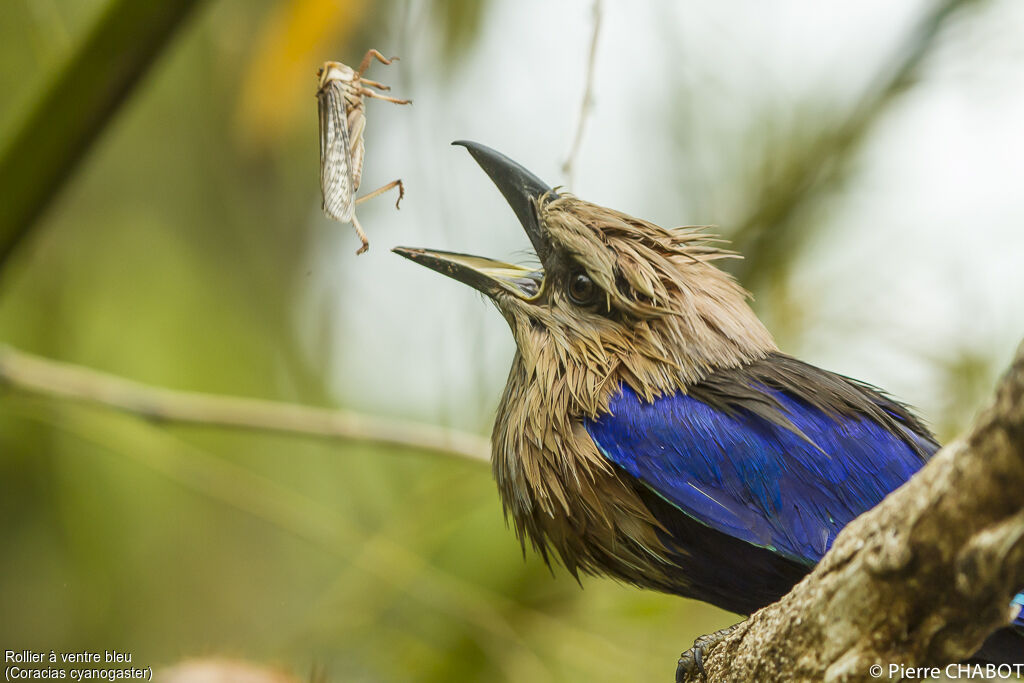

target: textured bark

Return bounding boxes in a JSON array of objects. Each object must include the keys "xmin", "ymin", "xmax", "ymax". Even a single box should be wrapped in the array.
[{"xmin": 678, "ymin": 341, "xmax": 1024, "ymax": 682}]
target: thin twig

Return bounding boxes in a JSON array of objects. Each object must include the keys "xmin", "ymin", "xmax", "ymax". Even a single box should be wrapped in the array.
[
  {"xmin": 0, "ymin": 345, "xmax": 490, "ymax": 463},
  {"xmin": 562, "ymin": 0, "xmax": 602, "ymax": 188}
]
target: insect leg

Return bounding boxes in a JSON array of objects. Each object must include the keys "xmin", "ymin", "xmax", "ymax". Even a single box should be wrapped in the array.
[
  {"xmin": 356, "ymin": 49, "xmax": 399, "ymax": 76},
  {"xmin": 358, "ymin": 77, "xmax": 391, "ymax": 91},
  {"xmin": 350, "ymin": 214, "xmax": 370, "ymax": 255},
  {"xmin": 359, "ymin": 88, "xmax": 411, "ymax": 105},
  {"xmin": 355, "ymin": 179, "xmax": 404, "ymax": 209}
]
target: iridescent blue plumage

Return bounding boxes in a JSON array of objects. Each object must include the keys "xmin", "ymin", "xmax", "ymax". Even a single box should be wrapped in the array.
[
  {"xmin": 586, "ymin": 382, "xmax": 933, "ymax": 566},
  {"xmin": 586, "ymin": 360, "xmax": 1024, "ymax": 646}
]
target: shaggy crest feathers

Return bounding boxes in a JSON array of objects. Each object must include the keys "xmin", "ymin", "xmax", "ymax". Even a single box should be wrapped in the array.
[
  {"xmin": 542, "ymin": 194, "xmax": 745, "ymax": 314},
  {"xmin": 524, "ymin": 194, "xmax": 777, "ymax": 392}
]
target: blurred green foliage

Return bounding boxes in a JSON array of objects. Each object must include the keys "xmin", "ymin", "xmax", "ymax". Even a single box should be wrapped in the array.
[
  {"xmin": 429, "ymin": 0, "xmax": 490, "ymax": 66},
  {"xmin": 0, "ymin": 0, "xmax": 1017, "ymax": 681},
  {"xmin": 0, "ymin": 0, "xmax": 202, "ymax": 265}
]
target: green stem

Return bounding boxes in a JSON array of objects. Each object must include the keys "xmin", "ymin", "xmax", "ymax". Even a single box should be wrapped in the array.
[{"xmin": 0, "ymin": 0, "xmax": 204, "ymax": 270}]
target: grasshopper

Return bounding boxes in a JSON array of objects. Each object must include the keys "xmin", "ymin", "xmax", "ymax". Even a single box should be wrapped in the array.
[{"xmin": 317, "ymin": 49, "xmax": 410, "ymax": 254}]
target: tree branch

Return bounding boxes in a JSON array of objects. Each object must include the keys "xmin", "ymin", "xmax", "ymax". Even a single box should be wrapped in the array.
[
  {"xmin": 0, "ymin": 344, "xmax": 490, "ymax": 464},
  {"xmin": 678, "ymin": 340, "xmax": 1024, "ymax": 682}
]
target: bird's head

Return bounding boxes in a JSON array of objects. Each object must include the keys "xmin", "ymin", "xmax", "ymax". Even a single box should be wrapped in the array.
[{"xmin": 395, "ymin": 142, "xmax": 776, "ymax": 416}]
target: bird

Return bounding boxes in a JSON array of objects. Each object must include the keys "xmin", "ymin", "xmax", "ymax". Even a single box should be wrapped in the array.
[{"xmin": 393, "ymin": 141, "xmax": 1024, "ymax": 670}]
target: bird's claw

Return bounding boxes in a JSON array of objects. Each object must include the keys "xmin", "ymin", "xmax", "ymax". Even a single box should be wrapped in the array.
[{"xmin": 675, "ymin": 626, "xmax": 738, "ymax": 682}]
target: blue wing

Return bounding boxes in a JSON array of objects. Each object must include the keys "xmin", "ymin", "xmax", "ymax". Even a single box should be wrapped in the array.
[
  {"xmin": 585, "ymin": 359, "xmax": 1024, "ymax": 658},
  {"xmin": 585, "ymin": 381, "xmax": 935, "ymax": 565}
]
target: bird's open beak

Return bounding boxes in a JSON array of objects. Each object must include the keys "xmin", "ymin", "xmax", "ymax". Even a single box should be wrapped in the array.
[{"xmin": 393, "ymin": 141, "xmax": 554, "ymax": 301}]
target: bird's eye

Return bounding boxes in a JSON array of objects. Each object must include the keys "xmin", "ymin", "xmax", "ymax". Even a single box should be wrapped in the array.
[{"xmin": 567, "ymin": 271, "xmax": 598, "ymax": 305}]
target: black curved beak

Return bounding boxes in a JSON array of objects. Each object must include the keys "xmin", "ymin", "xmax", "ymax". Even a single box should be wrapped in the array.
[
  {"xmin": 450, "ymin": 141, "xmax": 554, "ymax": 263},
  {"xmin": 390, "ymin": 247, "xmax": 543, "ymax": 300},
  {"xmin": 393, "ymin": 141, "xmax": 554, "ymax": 301}
]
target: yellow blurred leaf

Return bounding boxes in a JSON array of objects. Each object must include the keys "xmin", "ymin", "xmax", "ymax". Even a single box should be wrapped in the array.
[{"xmin": 236, "ymin": 0, "xmax": 368, "ymax": 148}]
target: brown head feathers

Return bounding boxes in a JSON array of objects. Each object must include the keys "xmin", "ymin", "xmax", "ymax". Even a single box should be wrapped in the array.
[{"xmin": 488, "ymin": 194, "xmax": 777, "ymax": 589}]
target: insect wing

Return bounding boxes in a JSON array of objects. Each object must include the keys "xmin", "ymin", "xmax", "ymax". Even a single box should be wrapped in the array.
[
  {"xmin": 346, "ymin": 104, "xmax": 367, "ymax": 194},
  {"xmin": 318, "ymin": 80, "xmax": 355, "ymax": 222}
]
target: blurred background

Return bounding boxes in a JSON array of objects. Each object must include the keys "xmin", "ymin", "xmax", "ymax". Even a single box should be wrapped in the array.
[{"xmin": 2, "ymin": 0, "xmax": 1023, "ymax": 680}]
